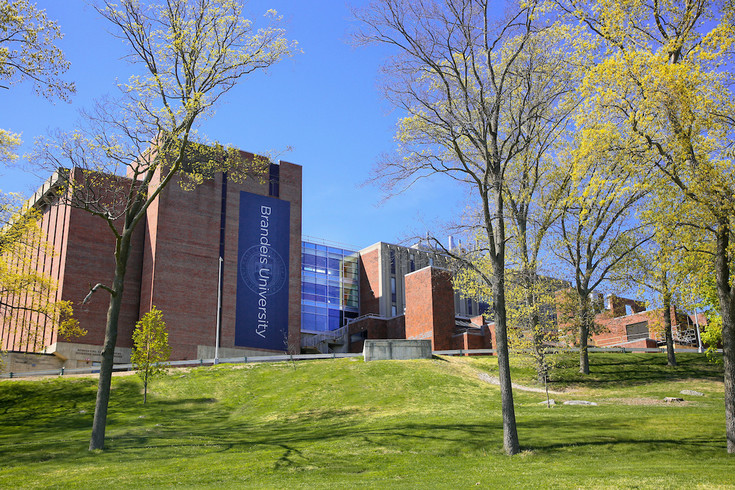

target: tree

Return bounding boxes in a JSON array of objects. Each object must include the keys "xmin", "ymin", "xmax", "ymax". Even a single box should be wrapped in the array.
[
  {"xmin": 354, "ymin": 0, "xmax": 580, "ymax": 455},
  {"xmin": 31, "ymin": 0, "xmax": 296, "ymax": 451},
  {"xmin": 1, "ymin": 192, "xmax": 85, "ymax": 353},
  {"xmin": 131, "ymin": 306, "xmax": 171, "ymax": 404},
  {"xmin": 553, "ymin": 146, "xmax": 650, "ymax": 374},
  {"xmin": 620, "ymin": 190, "xmax": 702, "ymax": 368},
  {"xmin": 559, "ymin": 0, "xmax": 735, "ymax": 453},
  {"xmin": 0, "ymin": 0, "xmax": 75, "ymax": 161}
]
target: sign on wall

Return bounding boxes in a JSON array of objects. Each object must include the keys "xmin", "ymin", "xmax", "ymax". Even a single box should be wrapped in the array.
[{"xmin": 235, "ymin": 191, "xmax": 290, "ymax": 350}]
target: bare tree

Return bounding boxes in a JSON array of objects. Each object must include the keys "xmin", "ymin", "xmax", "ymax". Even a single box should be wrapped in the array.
[
  {"xmin": 354, "ymin": 0, "xmax": 576, "ymax": 455},
  {"xmin": 31, "ymin": 0, "xmax": 296, "ymax": 451}
]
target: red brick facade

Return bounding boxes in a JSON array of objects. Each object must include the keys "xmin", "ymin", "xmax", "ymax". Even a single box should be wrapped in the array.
[
  {"xmin": 2, "ymin": 159, "xmax": 302, "ymax": 364},
  {"xmin": 347, "ymin": 265, "xmax": 493, "ymax": 353},
  {"xmin": 405, "ymin": 267, "xmax": 456, "ymax": 350},
  {"xmin": 358, "ymin": 248, "xmax": 380, "ymax": 316}
]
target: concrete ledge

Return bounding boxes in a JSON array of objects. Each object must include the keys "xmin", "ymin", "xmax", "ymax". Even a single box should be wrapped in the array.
[{"xmin": 363, "ymin": 339, "xmax": 432, "ymax": 361}]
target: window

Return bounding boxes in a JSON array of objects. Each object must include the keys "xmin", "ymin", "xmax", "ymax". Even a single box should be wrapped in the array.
[
  {"xmin": 268, "ymin": 163, "xmax": 280, "ymax": 197},
  {"xmin": 626, "ymin": 321, "xmax": 649, "ymax": 340},
  {"xmin": 391, "ymin": 277, "xmax": 397, "ymax": 303}
]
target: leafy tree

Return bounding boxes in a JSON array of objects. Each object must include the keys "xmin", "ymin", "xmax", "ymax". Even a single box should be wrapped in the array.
[
  {"xmin": 131, "ymin": 306, "xmax": 171, "ymax": 404},
  {"xmin": 1, "ymin": 192, "xmax": 86, "ymax": 354},
  {"xmin": 354, "ymin": 0, "xmax": 581, "ymax": 455},
  {"xmin": 620, "ymin": 190, "xmax": 702, "ymax": 367},
  {"xmin": 31, "ymin": 0, "xmax": 296, "ymax": 451},
  {"xmin": 553, "ymin": 147, "xmax": 650, "ymax": 374},
  {"xmin": 504, "ymin": 272, "xmax": 567, "ymax": 383},
  {"xmin": 559, "ymin": 0, "xmax": 735, "ymax": 452},
  {"xmin": 0, "ymin": 0, "xmax": 75, "ymax": 161}
]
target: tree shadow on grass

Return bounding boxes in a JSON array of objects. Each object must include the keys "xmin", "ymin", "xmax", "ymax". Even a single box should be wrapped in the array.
[
  {"xmin": 548, "ymin": 354, "xmax": 723, "ymax": 388},
  {"xmin": 517, "ymin": 415, "xmax": 727, "ymax": 454}
]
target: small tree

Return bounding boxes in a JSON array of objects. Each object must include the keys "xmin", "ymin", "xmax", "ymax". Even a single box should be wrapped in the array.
[{"xmin": 131, "ymin": 306, "xmax": 171, "ymax": 404}]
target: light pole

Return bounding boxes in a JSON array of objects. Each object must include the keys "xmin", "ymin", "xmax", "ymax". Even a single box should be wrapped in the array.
[{"xmin": 215, "ymin": 255, "xmax": 223, "ymax": 363}]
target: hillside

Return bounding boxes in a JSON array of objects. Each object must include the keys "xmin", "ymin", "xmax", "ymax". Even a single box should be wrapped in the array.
[{"xmin": 0, "ymin": 353, "xmax": 733, "ymax": 488}]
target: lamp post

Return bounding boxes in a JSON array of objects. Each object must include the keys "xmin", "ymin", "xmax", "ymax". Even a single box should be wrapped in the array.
[
  {"xmin": 215, "ymin": 255, "xmax": 223, "ymax": 363},
  {"xmin": 694, "ymin": 308, "xmax": 703, "ymax": 353}
]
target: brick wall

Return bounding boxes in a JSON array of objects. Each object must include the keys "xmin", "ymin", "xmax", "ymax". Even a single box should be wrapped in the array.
[
  {"xmin": 405, "ymin": 266, "xmax": 455, "ymax": 350},
  {"xmin": 142, "ymin": 158, "xmax": 302, "ymax": 360},
  {"xmin": 359, "ymin": 248, "xmax": 380, "ymax": 315}
]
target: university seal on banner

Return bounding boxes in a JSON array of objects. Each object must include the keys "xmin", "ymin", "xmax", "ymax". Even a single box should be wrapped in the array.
[{"xmin": 238, "ymin": 245, "xmax": 288, "ymax": 295}]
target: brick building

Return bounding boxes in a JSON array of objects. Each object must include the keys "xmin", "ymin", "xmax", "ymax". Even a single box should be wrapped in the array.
[
  {"xmin": 343, "ymin": 242, "xmax": 493, "ymax": 353},
  {"xmin": 1, "ymin": 156, "xmax": 302, "ymax": 368},
  {"xmin": 591, "ymin": 294, "xmax": 705, "ymax": 349},
  {"xmin": 4, "ymin": 158, "xmax": 707, "ymax": 371}
]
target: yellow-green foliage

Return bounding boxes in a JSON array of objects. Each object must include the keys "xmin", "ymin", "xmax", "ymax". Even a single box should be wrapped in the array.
[
  {"xmin": 131, "ymin": 306, "xmax": 172, "ymax": 400},
  {"xmin": 0, "ymin": 0, "xmax": 74, "ymax": 99},
  {"xmin": 566, "ymin": 0, "xmax": 735, "ymax": 286},
  {"xmin": 0, "ymin": 0, "xmax": 75, "ymax": 163},
  {"xmin": 702, "ymin": 314, "xmax": 723, "ymax": 363},
  {"xmin": 0, "ymin": 193, "xmax": 84, "ymax": 352}
]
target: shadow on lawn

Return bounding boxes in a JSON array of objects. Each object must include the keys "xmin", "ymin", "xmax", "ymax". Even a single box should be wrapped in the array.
[
  {"xmin": 517, "ymin": 415, "xmax": 726, "ymax": 454},
  {"xmin": 548, "ymin": 354, "xmax": 723, "ymax": 387}
]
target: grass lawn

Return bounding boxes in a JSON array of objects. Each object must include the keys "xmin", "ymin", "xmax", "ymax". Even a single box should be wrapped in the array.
[{"xmin": 0, "ymin": 352, "xmax": 733, "ymax": 488}]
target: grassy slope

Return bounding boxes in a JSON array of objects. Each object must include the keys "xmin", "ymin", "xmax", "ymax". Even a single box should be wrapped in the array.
[{"xmin": 0, "ymin": 353, "xmax": 733, "ymax": 489}]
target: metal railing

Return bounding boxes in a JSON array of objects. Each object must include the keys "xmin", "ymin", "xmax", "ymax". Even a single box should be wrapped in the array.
[
  {"xmin": 0, "ymin": 352, "xmax": 363, "ymax": 379},
  {"xmin": 301, "ymin": 324, "xmax": 349, "ymax": 348},
  {"xmin": 1, "ymin": 346, "xmax": 723, "ymax": 379}
]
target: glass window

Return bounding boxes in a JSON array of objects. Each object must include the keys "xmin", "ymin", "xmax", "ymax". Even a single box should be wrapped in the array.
[
  {"xmin": 328, "ymin": 309, "xmax": 341, "ymax": 330},
  {"xmin": 303, "ymin": 253, "xmax": 316, "ymax": 267},
  {"xmin": 315, "ymin": 313, "xmax": 328, "ymax": 331},
  {"xmin": 390, "ymin": 250, "xmax": 396, "ymax": 274},
  {"xmin": 302, "ymin": 313, "xmax": 316, "ymax": 332}
]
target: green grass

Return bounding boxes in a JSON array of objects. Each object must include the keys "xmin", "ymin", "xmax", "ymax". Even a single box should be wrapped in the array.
[{"xmin": 0, "ymin": 353, "xmax": 733, "ymax": 488}]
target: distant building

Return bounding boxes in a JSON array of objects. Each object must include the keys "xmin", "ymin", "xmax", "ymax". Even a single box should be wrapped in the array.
[
  {"xmin": 591, "ymin": 294, "xmax": 705, "ymax": 349},
  {"xmin": 302, "ymin": 241, "xmax": 492, "ymax": 355}
]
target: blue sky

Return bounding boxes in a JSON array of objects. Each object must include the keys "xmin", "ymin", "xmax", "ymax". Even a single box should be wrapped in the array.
[{"xmin": 2, "ymin": 0, "xmax": 466, "ymax": 251}]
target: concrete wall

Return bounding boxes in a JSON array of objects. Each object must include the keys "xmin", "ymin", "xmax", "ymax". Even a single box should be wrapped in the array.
[{"xmin": 363, "ymin": 339, "xmax": 432, "ymax": 361}]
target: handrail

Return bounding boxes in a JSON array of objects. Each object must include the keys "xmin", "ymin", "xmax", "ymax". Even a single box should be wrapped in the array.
[{"xmin": 0, "ymin": 347, "xmax": 723, "ymax": 379}]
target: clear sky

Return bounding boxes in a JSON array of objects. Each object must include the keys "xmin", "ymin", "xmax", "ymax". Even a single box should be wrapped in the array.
[{"xmin": 2, "ymin": 0, "xmax": 467, "ymax": 251}]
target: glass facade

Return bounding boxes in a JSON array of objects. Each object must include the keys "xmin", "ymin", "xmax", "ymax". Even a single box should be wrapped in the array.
[{"xmin": 301, "ymin": 240, "xmax": 359, "ymax": 333}]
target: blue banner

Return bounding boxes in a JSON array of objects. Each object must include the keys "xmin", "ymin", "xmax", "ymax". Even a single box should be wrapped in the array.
[{"xmin": 235, "ymin": 191, "xmax": 290, "ymax": 350}]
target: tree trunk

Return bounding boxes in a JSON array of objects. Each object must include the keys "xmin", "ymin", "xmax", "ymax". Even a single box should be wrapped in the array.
[
  {"xmin": 714, "ymin": 220, "xmax": 735, "ymax": 454},
  {"xmin": 493, "ymin": 269, "xmax": 520, "ymax": 455},
  {"xmin": 578, "ymin": 293, "xmax": 590, "ymax": 375},
  {"xmin": 89, "ymin": 233, "xmax": 132, "ymax": 451},
  {"xmin": 662, "ymin": 288, "xmax": 676, "ymax": 367}
]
